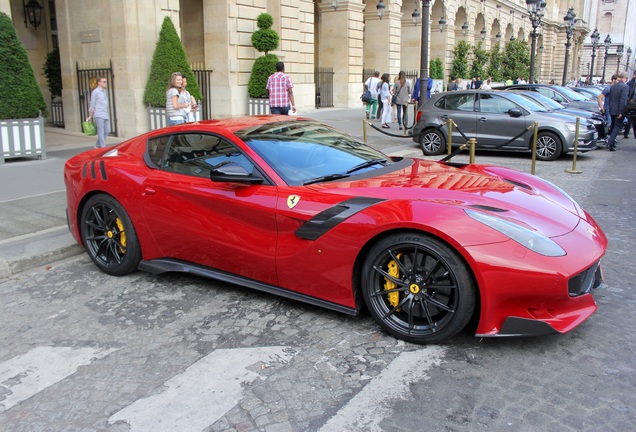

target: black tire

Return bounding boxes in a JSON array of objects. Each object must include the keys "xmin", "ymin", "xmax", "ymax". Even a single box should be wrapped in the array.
[
  {"xmin": 419, "ymin": 129, "xmax": 446, "ymax": 156},
  {"xmin": 80, "ymin": 194, "xmax": 142, "ymax": 276},
  {"xmin": 535, "ymin": 131, "xmax": 562, "ymax": 161},
  {"xmin": 361, "ymin": 233, "xmax": 476, "ymax": 344}
]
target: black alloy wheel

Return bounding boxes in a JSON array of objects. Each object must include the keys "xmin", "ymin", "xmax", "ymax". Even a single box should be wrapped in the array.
[
  {"xmin": 362, "ymin": 233, "xmax": 476, "ymax": 344},
  {"xmin": 80, "ymin": 194, "xmax": 142, "ymax": 276}
]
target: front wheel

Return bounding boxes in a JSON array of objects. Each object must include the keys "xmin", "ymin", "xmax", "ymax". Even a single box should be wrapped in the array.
[
  {"xmin": 535, "ymin": 132, "xmax": 562, "ymax": 161},
  {"xmin": 80, "ymin": 194, "xmax": 142, "ymax": 276},
  {"xmin": 361, "ymin": 233, "xmax": 476, "ymax": 344},
  {"xmin": 419, "ymin": 129, "xmax": 446, "ymax": 156}
]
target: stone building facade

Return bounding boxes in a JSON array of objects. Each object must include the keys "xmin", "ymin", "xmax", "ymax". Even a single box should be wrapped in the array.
[{"xmin": 3, "ymin": 0, "xmax": 600, "ymax": 139}]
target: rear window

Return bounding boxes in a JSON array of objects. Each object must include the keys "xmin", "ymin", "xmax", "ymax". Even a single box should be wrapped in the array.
[{"xmin": 438, "ymin": 94, "xmax": 475, "ymax": 111}]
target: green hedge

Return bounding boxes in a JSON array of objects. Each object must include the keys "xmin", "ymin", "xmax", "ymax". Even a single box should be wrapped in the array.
[
  {"xmin": 248, "ymin": 13, "xmax": 279, "ymax": 98},
  {"xmin": 0, "ymin": 12, "xmax": 48, "ymax": 119}
]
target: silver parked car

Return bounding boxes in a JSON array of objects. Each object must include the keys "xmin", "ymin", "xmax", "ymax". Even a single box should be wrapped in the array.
[{"xmin": 412, "ymin": 90, "xmax": 598, "ymax": 161}]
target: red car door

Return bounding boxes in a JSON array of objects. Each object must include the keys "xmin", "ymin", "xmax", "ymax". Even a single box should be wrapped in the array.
[{"xmin": 139, "ymin": 132, "xmax": 279, "ymax": 285}]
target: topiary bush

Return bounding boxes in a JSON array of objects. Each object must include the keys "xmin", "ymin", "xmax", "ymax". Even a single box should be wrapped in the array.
[
  {"xmin": 248, "ymin": 13, "xmax": 279, "ymax": 98},
  {"xmin": 0, "ymin": 12, "xmax": 48, "ymax": 119},
  {"xmin": 143, "ymin": 16, "xmax": 201, "ymax": 108},
  {"xmin": 43, "ymin": 46, "xmax": 62, "ymax": 99}
]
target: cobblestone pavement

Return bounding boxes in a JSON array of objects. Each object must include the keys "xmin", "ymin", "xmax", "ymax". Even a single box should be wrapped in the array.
[{"xmin": 1, "ymin": 120, "xmax": 635, "ymax": 431}]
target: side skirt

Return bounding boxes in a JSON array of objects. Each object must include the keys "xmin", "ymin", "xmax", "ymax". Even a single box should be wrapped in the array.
[{"xmin": 138, "ymin": 258, "xmax": 359, "ymax": 316}]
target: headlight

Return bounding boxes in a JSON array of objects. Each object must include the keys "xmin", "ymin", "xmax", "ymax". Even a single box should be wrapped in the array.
[
  {"xmin": 565, "ymin": 123, "xmax": 577, "ymax": 132},
  {"xmin": 465, "ymin": 209, "xmax": 566, "ymax": 257},
  {"xmin": 591, "ymin": 119, "xmax": 602, "ymax": 125}
]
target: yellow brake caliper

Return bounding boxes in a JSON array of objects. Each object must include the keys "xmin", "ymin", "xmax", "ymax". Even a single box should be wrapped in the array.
[
  {"xmin": 383, "ymin": 253, "xmax": 402, "ymax": 308},
  {"xmin": 115, "ymin": 217, "xmax": 126, "ymax": 253}
]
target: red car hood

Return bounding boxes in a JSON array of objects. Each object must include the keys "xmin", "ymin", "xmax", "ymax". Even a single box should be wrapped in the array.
[{"xmin": 309, "ymin": 159, "xmax": 582, "ymax": 238}]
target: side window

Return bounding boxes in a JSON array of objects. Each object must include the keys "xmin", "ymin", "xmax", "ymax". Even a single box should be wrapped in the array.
[
  {"xmin": 153, "ymin": 133, "xmax": 254, "ymax": 178},
  {"xmin": 478, "ymin": 94, "xmax": 517, "ymax": 114},
  {"xmin": 443, "ymin": 94, "xmax": 475, "ymax": 111}
]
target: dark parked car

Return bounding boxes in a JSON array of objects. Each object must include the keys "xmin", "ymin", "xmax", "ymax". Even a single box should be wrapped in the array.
[
  {"xmin": 510, "ymin": 90, "xmax": 606, "ymax": 139},
  {"xmin": 570, "ymin": 86, "xmax": 603, "ymax": 100},
  {"xmin": 497, "ymin": 84, "xmax": 600, "ymax": 113},
  {"xmin": 412, "ymin": 90, "xmax": 597, "ymax": 161}
]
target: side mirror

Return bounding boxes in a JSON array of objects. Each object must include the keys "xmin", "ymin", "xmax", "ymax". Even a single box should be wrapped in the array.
[
  {"xmin": 209, "ymin": 161, "xmax": 264, "ymax": 184},
  {"xmin": 508, "ymin": 108, "xmax": 523, "ymax": 118}
]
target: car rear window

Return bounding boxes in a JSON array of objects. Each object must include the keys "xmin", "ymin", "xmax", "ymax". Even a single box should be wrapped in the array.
[{"xmin": 440, "ymin": 94, "xmax": 475, "ymax": 111}]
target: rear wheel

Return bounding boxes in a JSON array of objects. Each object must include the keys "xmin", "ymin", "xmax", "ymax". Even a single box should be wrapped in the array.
[
  {"xmin": 361, "ymin": 233, "xmax": 476, "ymax": 344},
  {"xmin": 80, "ymin": 194, "xmax": 141, "ymax": 276},
  {"xmin": 535, "ymin": 131, "xmax": 562, "ymax": 161},
  {"xmin": 419, "ymin": 129, "xmax": 446, "ymax": 156}
]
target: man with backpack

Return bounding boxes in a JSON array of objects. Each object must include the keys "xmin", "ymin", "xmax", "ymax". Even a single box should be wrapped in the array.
[{"xmin": 364, "ymin": 71, "xmax": 381, "ymax": 120}]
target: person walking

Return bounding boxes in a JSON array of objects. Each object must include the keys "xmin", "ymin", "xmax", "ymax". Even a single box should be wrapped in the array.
[
  {"xmin": 166, "ymin": 72, "xmax": 189, "ymax": 126},
  {"xmin": 393, "ymin": 71, "xmax": 411, "ymax": 130},
  {"xmin": 606, "ymin": 71, "xmax": 630, "ymax": 151},
  {"xmin": 86, "ymin": 76, "xmax": 110, "ymax": 148},
  {"xmin": 412, "ymin": 74, "xmax": 433, "ymax": 105},
  {"xmin": 266, "ymin": 61, "xmax": 296, "ymax": 115},
  {"xmin": 364, "ymin": 71, "xmax": 381, "ymax": 120},
  {"xmin": 380, "ymin": 73, "xmax": 392, "ymax": 128},
  {"xmin": 623, "ymin": 71, "xmax": 636, "ymax": 139}
]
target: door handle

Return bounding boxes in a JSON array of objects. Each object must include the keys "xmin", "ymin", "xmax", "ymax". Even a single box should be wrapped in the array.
[
  {"xmin": 143, "ymin": 187, "xmax": 156, "ymax": 195},
  {"xmin": 441, "ymin": 115, "xmax": 449, "ymax": 120},
  {"xmin": 479, "ymin": 117, "xmax": 487, "ymax": 122}
]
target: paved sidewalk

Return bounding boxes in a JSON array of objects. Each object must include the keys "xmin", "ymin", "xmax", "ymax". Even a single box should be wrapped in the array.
[{"xmin": 0, "ymin": 108, "xmax": 419, "ymax": 278}]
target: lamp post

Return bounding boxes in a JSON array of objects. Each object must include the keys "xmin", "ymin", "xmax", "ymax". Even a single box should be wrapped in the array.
[
  {"xmin": 562, "ymin": 7, "xmax": 576, "ymax": 86},
  {"xmin": 23, "ymin": 0, "xmax": 43, "ymax": 29},
  {"xmin": 589, "ymin": 28, "xmax": 600, "ymax": 82},
  {"xmin": 626, "ymin": 47, "xmax": 632, "ymax": 71},
  {"xmin": 525, "ymin": 0, "xmax": 546, "ymax": 84},
  {"xmin": 616, "ymin": 45, "xmax": 623, "ymax": 74},
  {"xmin": 418, "ymin": 0, "xmax": 432, "ymax": 109},
  {"xmin": 601, "ymin": 34, "xmax": 611, "ymax": 83}
]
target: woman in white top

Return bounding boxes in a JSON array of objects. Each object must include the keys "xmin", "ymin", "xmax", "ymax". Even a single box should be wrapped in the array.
[
  {"xmin": 380, "ymin": 73, "xmax": 392, "ymax": 128},
  {"xmin": 481, "ymin": 78, "xmax": 492, "ymax": 90},
  {"xmin": 165, "ymin": 72, "xmax": 190, "ymax": 126}
]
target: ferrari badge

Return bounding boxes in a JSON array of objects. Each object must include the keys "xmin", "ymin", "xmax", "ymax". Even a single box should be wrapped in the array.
[{"xmin": 287, "ymin": 195, "xmax": 301, "ymax": 209}]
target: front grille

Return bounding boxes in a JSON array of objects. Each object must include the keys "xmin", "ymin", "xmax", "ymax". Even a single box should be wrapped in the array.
[{"xmin": 568, "ymin": 260, "xmax": 601, "ymax": 297}]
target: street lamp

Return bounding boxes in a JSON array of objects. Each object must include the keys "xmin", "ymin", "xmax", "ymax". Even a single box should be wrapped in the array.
[
  {"xmin": 601, "ymin": 34, "xmax": 611, "ymax": 83},
  {"xmin": 418, "ymin": 0, "xmax": 432, "ymax": 109},
  {"xmin": 525, "ymin": 0, "xmax": 546, "ymax": 83},
  {"xmin": 376, "ymin": 0, "xmax": 385, "ymax": 19},
  {"xmin": 616, "ymin": 45, "xmax": 624, "ymax": 74},
  {"xmin": 589, "ymin": 28, "xmax": 600, "ymax": 82},
  {"xmin": 480, "ymin": 27, "xmax": 487, "ymax": 41},
  {"xmin": 627, "ymin": 47, "xmax": 632, "ymax": 71},
  {"xmin": 562, "ymin": 7, "xmax": 576, "ymax": 86},
  {"xmin": 23, "ymin": 0, "xmax": 43, "ymax": 29}
]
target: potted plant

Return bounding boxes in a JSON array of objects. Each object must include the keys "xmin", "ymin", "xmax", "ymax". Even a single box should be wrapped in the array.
[
  {"xmin": 247, "ymin": 13, "xmax": 279, "ymax": 115},
  {"xmin": 0, "ymin": 12, "xmax": 48, "ymax": 163},
  {"xmin": 43, "ymin": 46, "xmax": 64, "ymax": 127},
  {"xmin": 143, "ymin": 16, "xmax": 201, "ymax": 129}
]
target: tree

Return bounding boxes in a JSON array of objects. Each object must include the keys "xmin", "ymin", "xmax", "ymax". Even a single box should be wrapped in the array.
[
  {"xmin": 248, "ymin": 13, "xmax": 280, "ymax": 98},
  {"xmin": 470, "ymin": 42, "xmax": 489, "ymax": 80},
  {"xmin": 451, "ymin": 40, "xmax": 471, "ymax": 80},
  {"xmin": 43, "ymin": 46, "xmax": 62, "ymax": 99},
  {"xmin": 501, "ymin": 39, "xmax": 530, "ymax": 82},
  {"xmin": 0, "ymin": 12, "xmax": 48, "ymax": 119},
  {"xmin": 143, "ymin": 16, "xmax": 201, "ymax": 108},
  {"xmin": 430, "ymin": 58, "xmax": 444, "ymax": 80},
  {"xmin": 487, "ymin": 44, "xmax": 505, "ymax": 82}
]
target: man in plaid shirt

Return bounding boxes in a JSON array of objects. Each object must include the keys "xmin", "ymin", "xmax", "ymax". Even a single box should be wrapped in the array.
[{"xmin": 266, "ymin": 62, "xmax": 296, "ymax": 115}]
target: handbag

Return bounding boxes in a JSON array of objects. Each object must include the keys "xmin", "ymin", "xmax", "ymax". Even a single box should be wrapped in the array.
[
  {"xmin": 82, "ymin": 121, "xmax": 96, "ymax": 136},
  {"xmin": 360, "ymin": 90, "xmax": 371, "ymax": 103},
  {"xmin": 391, "ymin": 94, "xmax": 397, "ymax": 106}
]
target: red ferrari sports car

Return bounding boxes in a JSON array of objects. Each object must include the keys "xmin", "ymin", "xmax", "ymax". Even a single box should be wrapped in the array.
[{"xmin": 64, "ymin": 116, "xmax": 607, "ymax": 344}]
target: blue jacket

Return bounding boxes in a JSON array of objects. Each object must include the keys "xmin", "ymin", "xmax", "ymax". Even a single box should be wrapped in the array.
[{"xmin": 413, "ymin": 77, "xmax": 433, "ymax": 102}]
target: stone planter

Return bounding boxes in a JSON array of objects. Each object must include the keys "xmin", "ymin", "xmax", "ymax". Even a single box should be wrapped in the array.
[
  {"xmin": 148, "ymin": 107, "xmax": 202, "ymax": 130},
  {"xmin": 248, "ymin": 98, "xmax": 269, "ymax": 115},
  {"xmin": 0, "ymin": 116, "xmax": 46, "ymax": 164}
]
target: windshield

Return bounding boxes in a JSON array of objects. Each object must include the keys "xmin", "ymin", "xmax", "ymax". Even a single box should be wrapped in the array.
[
  {"xmin": 234, "ymin": 120, "xmax": 391, "ymax": 185},
  {"xmin": 504, "ymin": 93, "xmax": 550, "ymax": 112},
  {"xmin": 557, "ymin": 86, "xmax": 589, "ymax": 101},
  {"xmin": 519, "ymin": 92, "xmax": 564, "ymax": 110}
]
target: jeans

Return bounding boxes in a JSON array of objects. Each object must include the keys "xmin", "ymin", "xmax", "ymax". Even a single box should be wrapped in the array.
[
  {"xmin": 94, "ymin": 117, "xmax": 110, "ymax": 148},
  {"xmin": 270, "ymin": 106, "xmax": 290, "ymax": 115},
  {"xmin": 167, "ymin": 117, "xmax": 185, "ymax": 126},
  {"xmin": 396, "ymin": 104, "xmax": 408, "ymax": 127}
]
